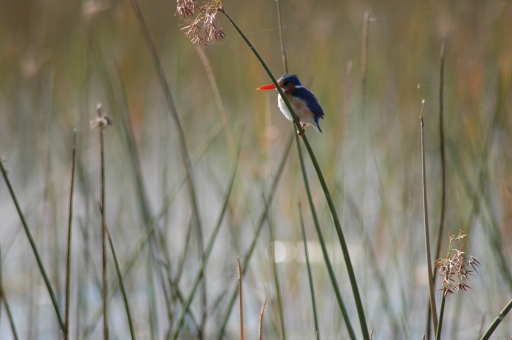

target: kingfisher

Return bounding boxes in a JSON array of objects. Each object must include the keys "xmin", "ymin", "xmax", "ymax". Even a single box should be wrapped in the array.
[{"xmin": 257, "ymin": 74, "xmax": 325, "ymax": 135}]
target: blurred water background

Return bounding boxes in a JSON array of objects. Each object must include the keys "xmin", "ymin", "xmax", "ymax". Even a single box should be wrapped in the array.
[{"xmin": 1, "ymin": 0, "xmax": 512, "ymax": 339}]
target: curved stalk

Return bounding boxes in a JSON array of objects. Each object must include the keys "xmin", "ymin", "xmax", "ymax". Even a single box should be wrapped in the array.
[{"xmin": 219, "ymin": 8, "xmax": 369, "ymax": 339}]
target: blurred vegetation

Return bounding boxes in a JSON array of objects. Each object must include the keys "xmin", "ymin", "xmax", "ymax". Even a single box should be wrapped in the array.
[{"xmin": 1, "ymin": 0, "xmax": 512, "ymax": 339}]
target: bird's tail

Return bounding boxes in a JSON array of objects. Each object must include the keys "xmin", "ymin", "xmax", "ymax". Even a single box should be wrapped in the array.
[{"xmin": 314, "ymin": 115, "xmax": 323, "ymax": 133}]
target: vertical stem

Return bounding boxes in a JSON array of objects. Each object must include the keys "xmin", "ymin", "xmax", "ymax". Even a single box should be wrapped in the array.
[
  {"xmin": 0, "ymin": 248, "xmax": 20, "ymax": 340},
  {"xmin": 216, "ymin": 134, "xmax": 294, "ymax": 340},
  {"xmin": 268, "ymin": 208, "xmax": 286, "ymax": 340},
  {"xmin": 194, "ymin": 45, "xmax": 235, "ymax": 153},
  {"xmin": 360, "ymin": 14, "xmax": 369, "ymax": 313},
  {"xmin": 421, "ymin": 114, "xmax": 438, "ymax": 331},
  {"xmin": 128, "ymin": 2, "xmax": 206, "ymax": 333},
  {"xmin": 171, "ymin": 148, "xmax": 240, "ymax": 339},
  {"xmin": 432, "ymin": 36, "xmax": 448, "ymax": 274},
  {"xmin": 64, "ymin": 130, "xmax": 77, "ymax": 340},
  {"xmin": 275, "ymin": 0, "xmax": 288, "ymax": 73},
  {"xmin": 237, "ymin": 258, "xmax": 244, "ymax": 340},
  {"xmin": 436, "ymin": 35, "xmax": 447, "ymax": 260},
  {"xmin": 435, "ymin": 294, "xmax": 446, "ymax": 340},
  {"xmin": 218, "ymin": 10, "xmax": 369, "ymax": 339},
  {"xmin": 360, "ymin": 11, "xmax": 369, "ymax": 194},
  {"xmin": 105, "ymin": 225, "xmax": 137, "ymax": 340},
  {"xmin": 296, "ymin": 134, "xmax": 356, "ymax": 340},
  {"xmin": 273, "ymin": 8, "xmax": 289, "ymax": 336},
  {"xmin": 258, "ymin": 298, "xmax": 267, "ymax": 340},
  {"xmin": 361, "ymin": 11, "xmax": 369, "ymax": 120},
  {"xmin": 98, "ymin": 105, "xmax": 108, "ymax": 340},
  {"xmin": 298, "ymin": 201, "xmax": 320, "ymax": 338},
  {"xmin": 342, "ymin": 60, "xmax": 352, "ymax": 141},
  {"xmin": 427, "ymin": 35, "xmax": 447, "ymax": 339},
  {"xmin": 0, "ymin": 141, "xmax": 65, "ymax": 333}
]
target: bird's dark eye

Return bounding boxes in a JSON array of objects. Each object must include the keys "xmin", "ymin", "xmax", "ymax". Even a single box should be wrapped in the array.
[{"xmin": 282, "ymin": 81, "xmax": 289, "ymax": 86}]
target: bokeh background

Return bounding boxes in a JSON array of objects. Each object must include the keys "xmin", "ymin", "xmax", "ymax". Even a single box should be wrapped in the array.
[{"xmin": 1, "ymin": 0, "xmax": 512, "ymax": 338}]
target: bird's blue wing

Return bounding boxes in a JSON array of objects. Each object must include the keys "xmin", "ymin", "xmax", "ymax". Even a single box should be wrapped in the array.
[{"xmin": 292, "ymin": 88, "xmax": 325, "ymax": 117}]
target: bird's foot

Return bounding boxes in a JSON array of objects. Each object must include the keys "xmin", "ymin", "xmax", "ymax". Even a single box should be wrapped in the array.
[{"xmin": 293, "ymin": 120, "xmax": 306, "ymax": 136}]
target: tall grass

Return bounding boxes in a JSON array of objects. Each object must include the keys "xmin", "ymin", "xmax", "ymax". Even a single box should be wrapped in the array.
[{"xmin": 1, "ymin": 1, "xmax": 511, "ymax": 339}]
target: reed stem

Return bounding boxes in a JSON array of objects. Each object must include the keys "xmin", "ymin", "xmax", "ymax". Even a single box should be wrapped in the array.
[
  {"xmin": 219, "ymin": 8, "xmax": 370, "ymax": 339},
  {"xmin": 64, "ymin": 129, "xmax": 77, "ymax": 340},
  {"xmin": 420, "ymin": 113, "xmax": 438, "ymax": 331}
]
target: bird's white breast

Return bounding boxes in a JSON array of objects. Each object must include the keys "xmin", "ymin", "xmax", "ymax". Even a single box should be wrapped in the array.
[
  {"xmin": 277, "ymin": 94, "xmax": 294, "ymax": 121},
  {"xmin": 277, "ymin": 93, "xmax": 318, "ymax": 131}
]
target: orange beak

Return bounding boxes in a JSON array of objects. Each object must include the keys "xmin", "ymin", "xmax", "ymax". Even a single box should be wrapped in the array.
[{"xmin": 256, "ymin": 83, "xmax": 277, "ymax": 90}]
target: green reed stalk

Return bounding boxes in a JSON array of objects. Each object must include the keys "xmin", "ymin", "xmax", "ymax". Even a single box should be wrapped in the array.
[
  {"xmin": 82, "ymin": 117, "xmax": 226, "ymax": 340},
  {"xmin": 343, "ymin": 191, "xmax": 401, "ymax": 337},
  {"xmin": 129, "ymin": 0, "xmax": 207, "ymax": 332},
  {"xmin": 275, "ymin": 0, "xmax": 288, "ymax": 73},
  {"xmin": 88, "ymin": 33, "xmax": 162, "ymax": 337},
  {"xmin": 64, "ymin": 129, "xmax": 77, "ymax": 340},
  {"xmin": 0, "ymin": 153, "xmax": 65, "ymax": 332},
  {"xmin": 435, "ymin": 35, "xmax": 447, "ymax": 265},
  {"xmin": 219, "ymin": 8, "xmax": 369, "ymax": 339},
  {"xmin": 298, "ymin": 201, "xmax": 320, "ymax": 339},
  {"xmin": 295, "ymin": 134, "xmax": 356, "ymax": 339},
  {"xmin": 172, "ymin": 146, "xmax": 239, "ymax": 339},
  {"xmin": 0, "ymin": 247, "xmax": 20, "ymax": 340},
  {"xmin": 266, "ymin": 199, "xmax": 286, "ymax": 340},
  {"xmin": 480, "ymin": 298, "xmax": 512, "ymax": 340},
  {"xmin": 435, "ymin": 294, "xmax": 446, "ymax": 340},
  {"xmin": 216, "ymin": 133, "xmax": 294, "ymax": 339},
  {"xmin": 427, "ymin": 35, "xmax": 448, "ymax": 340},
  {"xmin": 237, "ymin": 258, "xmax": 245, "ymax": 340},
  {"xmin": 97, "ymin": 105, "xmax": 109, "ymax": 340},
  {"xmin": 105, "ymin": 224, "xmax": 136, "ymax": 340},
  {"xmin": 420, "ymin": 113, "xmax": 438, "ymax": 332}
]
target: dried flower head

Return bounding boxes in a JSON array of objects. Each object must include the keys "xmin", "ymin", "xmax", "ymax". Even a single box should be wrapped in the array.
[
  {"xmin": 435, "ymin": 230, "xmax": 480, "ymax": 297},
  {"xmin": 176, "ymin": 0, "xmax": 196, "ymax": 17},
  {"xmin": 176, "ymin": 0, "xmax": 225, "ymax": 46},
  {"xmin": 90, "ymin": 111, "xmax": 113, "ymax": 130}
]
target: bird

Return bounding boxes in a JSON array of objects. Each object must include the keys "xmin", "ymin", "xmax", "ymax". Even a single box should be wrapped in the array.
[{"xmin": 257, "ymin": 74, "xmax": 325, "ymax": 136}]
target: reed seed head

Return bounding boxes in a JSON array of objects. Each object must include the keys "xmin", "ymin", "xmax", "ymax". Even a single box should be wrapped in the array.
[
  {"xmin": 177, "ymin": 0, "xmax": 226, "ymax": 46},
  {"xmin": 435, "ymin": 230, "xmax": 480, "ymax": 297},
  {"xmin": 90, "ymin": 113, "xmax": 113, "ymax": 130}
]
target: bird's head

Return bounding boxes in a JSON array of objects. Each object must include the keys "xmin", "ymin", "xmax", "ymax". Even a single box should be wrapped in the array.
[{"xmin": 257, "ymin": 74, "xmax": 303, "ymax": 92}]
